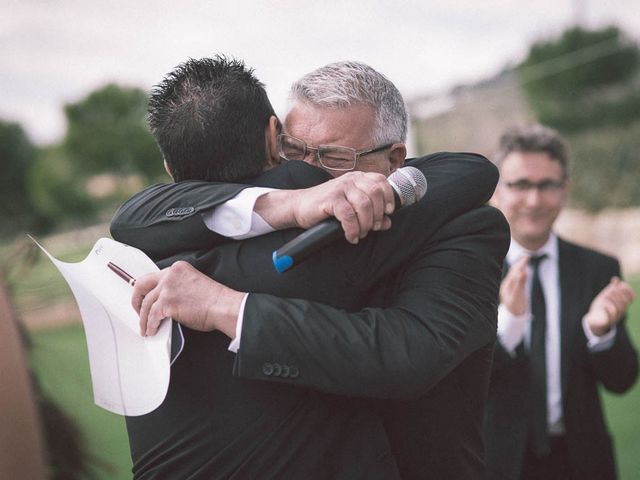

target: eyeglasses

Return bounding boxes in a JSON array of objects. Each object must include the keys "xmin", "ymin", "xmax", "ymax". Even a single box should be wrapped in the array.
[
  {"xmin": 277, "ymin": 134, "xmax": 393, "ymax": 172},
  {"xmin": 503, "ymin": 179, "xmax": 567, "ymax": 194}
]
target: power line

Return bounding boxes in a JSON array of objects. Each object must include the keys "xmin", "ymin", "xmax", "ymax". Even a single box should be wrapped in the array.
[
  {"xmin": 410, "ymin": 33, "xmax": 638, "ymax": 118},
  {"xmin": 519, "ymin": 36, "xmax": 633, "ymax": 84}
]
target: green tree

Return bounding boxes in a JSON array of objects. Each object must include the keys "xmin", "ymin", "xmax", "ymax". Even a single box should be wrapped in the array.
[
  {"xmin": 63, "ymin": 84, "xmax": 164, "ymax": 181},
  {"xmin": 26, "ymin": 84, "xmax": 166, "ymax": 228},
  {"xmin": 519, "ymin": 25, "xmax": 640, "ymax": 210},
  {"xmin": 27, "ymin": 146, "xmax": 98, "ymax": 225},
  {"xmin": 0, "ymin": 120, "xmax": 46, "ymax": 237},
  {"xmin": 519, "ymin": 26, "xmax": 640, "ymax": 132}
]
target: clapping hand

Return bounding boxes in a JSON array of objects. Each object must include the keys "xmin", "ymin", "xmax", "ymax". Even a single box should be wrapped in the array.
[{"xmin": 585, "ymin": 277, "xmax": 636, "ymax": 337}]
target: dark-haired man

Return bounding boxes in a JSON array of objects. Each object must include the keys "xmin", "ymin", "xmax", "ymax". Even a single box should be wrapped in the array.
[
  {"xmin": 485, "ymin": 124, "xmax": 637, "ymax": 480},
  {"xmin": 112, "ymin": 57, "xmax": 509, "ymax": 479}
]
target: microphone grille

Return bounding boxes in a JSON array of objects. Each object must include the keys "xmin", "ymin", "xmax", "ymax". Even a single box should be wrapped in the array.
[{"xmin": 388, "ymin": 166, "xmax": 428, "ymax": 207}]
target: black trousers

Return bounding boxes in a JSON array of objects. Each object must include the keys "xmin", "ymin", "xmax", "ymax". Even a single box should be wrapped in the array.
[{"xmin": 522, "ymin": 436, "xmax": 572, "ymax": 480}]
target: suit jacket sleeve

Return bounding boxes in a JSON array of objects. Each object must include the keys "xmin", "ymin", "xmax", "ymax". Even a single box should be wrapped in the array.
[
  {"xmin": 233, "ymin": 206, "xmax": 510, "ymax": 399},
  {"xmin": 110, "ymin": 181, "xmax": 250, "ymax": 260},
  {"xmin": 110, "ymin": 152, "xmax": 499, "ymax": 261}
]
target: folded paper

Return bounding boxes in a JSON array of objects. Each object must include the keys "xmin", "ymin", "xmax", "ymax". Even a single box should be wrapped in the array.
[{"xmin": 31, "ymin": 236, "xmax": 176, "ymax": 416}]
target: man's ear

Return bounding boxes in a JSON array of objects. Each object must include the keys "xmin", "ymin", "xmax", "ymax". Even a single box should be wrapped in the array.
[
  {"xmin": 163, "ymin": 159, "xmax": 174, "ymax": 180},
  {"xmin": 388, "ymin": 143, "xmax": 407, "ymax": 173},
  {"xmin": 264, "ymin": 115, "xmax": 281, "ymax": 170}
]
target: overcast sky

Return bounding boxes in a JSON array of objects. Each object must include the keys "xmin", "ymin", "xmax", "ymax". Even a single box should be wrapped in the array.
[{"xmin": 2, "ymin": 0, "xmax": 639, "ymax": 145}]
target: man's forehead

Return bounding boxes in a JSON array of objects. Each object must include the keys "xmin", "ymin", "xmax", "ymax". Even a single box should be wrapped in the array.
[
  {"xmin": 284, "ymin": 101, "xmax": 377, "ymax": 146},
  {"xmin": 500, "ymin": 151, "xmax": 565, "ymax": 179}
]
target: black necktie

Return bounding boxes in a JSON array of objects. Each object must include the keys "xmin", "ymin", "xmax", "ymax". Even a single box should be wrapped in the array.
[{"xmin": 529, "ymin": 254, "xmax": 550, "ymax": 457}]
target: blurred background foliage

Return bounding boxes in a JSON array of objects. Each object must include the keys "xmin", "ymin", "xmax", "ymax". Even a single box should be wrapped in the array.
[
  {"xmin": 1, "ymin": 84, "xmax": 166, "ymax": 241},
  {"xmin": 0, "ymin": 121, "xmax": 47, "ymax": 236},
  {"xmin": 519, "ymin": 25, "xmax": 640, "ymax": 211},
  {"xmin": 63, "ymin": 84, "xmax": 163, "ymax": 179},
  {"xmin": 1, "ymin": 24, "xmax": 639, "ymax": 243}
]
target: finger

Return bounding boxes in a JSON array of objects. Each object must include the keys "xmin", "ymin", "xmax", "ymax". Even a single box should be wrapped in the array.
[
  {"xmin": 602, "ymin": 277, "xmax": 633, "ymax": 302},
  {"xmin": 356, "ymin": 174, "xmax": 392, "ymax": 231},
  {"xmin": 332, "ymin": 195, "xmax": 360, "ymax": 244},
  {"xmin": 333, "ymin": 172, "xmax": 391, "ymax": 239},
  {"xmin": 502, "ymin": 267, "xmax": 525, "ymax": 290},
  {"xmin": 503, "ymin": 263, "xmax": 527, "ymax": 287},
  {"xmin": 131, "ymin": 272, "xmax": 160, "ymax": 314},
  {"xmin": 515, "ymin": 270, "xmax": 527, "ymax": 290},
  {"xmin": 501, "ymin": 273, "xmax": 517, "ymax": 292},
  {"xmin": 376, "ymin": 183, "xmax": 395, "ymax": 229},
  {"xmin": 606, "ymin": 285, "xmax": 629, "ymax": 303},
  {"xmin": 146, "ymin": 299, "xmax": 165, "ymax": 337},
  {"xmin": 514, "ymin": 255, "xmax": 530, "ymax": 272},
  {"xmin": 606, "ymin": 289, "xmax": 632, "ymax": 314},
  {"xmin": 343, "ymin": 187, "xmax": 374, "ymax": 239},
  {"xmin": 615, "ymin": 281, "xmax": 636, "ymax": 302},
  {"xmin": 602, "ymin": 281, "xmax": 634, "ymax": 306},
  {"xmin": 383, "ymin": 181, "xmax": 396, "ymax": 215},
  {"xmin": 379, "ymin": 216, "xmax": 392, "ymax": 231},
  {"xmin": 600, "ymin": 299, "xmax": 619, "ymax": 324},
  {"xmin": 138, "ymin": 288, "xmax": 160, "ymax": 336}
]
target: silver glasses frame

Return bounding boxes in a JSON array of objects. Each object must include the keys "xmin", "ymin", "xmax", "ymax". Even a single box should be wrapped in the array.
[{"xmin": 277, "ymin": 133, "xmax": 393, "ymax": 172}]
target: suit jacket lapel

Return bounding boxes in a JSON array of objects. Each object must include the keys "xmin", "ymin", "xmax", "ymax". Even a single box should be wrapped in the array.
[
  {"xmin": 558, "ymin": 238, "xmax": 580, "ymax": 400},
  {"xmin": 502, "ymin": 260, "xmax": 510, "ymax": 280}
]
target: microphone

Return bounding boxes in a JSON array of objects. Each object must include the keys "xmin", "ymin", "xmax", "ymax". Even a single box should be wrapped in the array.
[{"xmin": 272, "ymin": 166, "xmax": 428, "ymax": 273}]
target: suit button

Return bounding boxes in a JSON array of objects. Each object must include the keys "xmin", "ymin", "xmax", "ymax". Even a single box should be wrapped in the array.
[
  {"xmin": 280, "ymin": 365, "xmax": 290, "ymax": 378},
  {"xmin": 262, "ymin": 363, "xmax": 274, "ymax": 376},
  {"xmin": 272, "ymin": 363, "xmax": 282, "ymax": 376},
  {"xmin": 289, "ymin": 366, "xmax": 299, "ymax": 378}
]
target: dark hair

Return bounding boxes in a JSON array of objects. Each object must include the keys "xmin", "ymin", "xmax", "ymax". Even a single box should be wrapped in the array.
[
  {"xmin": 148, "ymin": 56, "xmax": 277, "ymax": 182},
  {"xmin": 495, "ymin": 124, "xmax": 570, "ymax": 178}
]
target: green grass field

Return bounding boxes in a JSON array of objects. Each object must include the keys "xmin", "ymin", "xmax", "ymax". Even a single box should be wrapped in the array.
[
  {"xmin": 30, "ymin": 326, "xmax": 133, "ymax": 479},
  {"xmin": 602, "ymin": 278, "xmax": 640, "ymax": 479},
  {"xmin": 25, "ymin": 276, "xmax": 640, "ymax": 479}
]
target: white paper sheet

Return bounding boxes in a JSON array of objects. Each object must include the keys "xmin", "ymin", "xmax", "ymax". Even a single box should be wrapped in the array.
[{"xmin": 30, "ymin": 236, "xmax": 174, "ymax": 416}]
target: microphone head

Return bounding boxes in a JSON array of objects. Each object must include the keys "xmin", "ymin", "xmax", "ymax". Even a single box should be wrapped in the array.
[{"xmin": 388, "ymin": 166, "xmax": 428, "ymax": 207}]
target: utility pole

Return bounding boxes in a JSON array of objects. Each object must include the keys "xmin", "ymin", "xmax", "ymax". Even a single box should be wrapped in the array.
[{"xmin": 572, "ymin": 0, "xmax": 587, "ymax": 27}]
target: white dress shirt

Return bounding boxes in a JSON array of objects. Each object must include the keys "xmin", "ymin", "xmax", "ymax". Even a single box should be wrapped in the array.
[
  {"xmin": 498, "ymin": 234, "xmax": 616, "ymax": 435},
  {"xmin": 201, "ymin": 187, "xmax": 275, "ymax": 239}
]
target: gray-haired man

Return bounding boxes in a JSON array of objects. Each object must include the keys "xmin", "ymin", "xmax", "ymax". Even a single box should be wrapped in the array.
[{"xmin": 113, "ymin": 60, "xmax": 509, "ymax": 479}]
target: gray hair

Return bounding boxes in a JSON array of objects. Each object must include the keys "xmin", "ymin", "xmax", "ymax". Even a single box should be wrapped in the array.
[
  {"xmin": 288, "ymin": 61, "xmax": 408, "ymax": 144},
  {"xmin": 495, "ymin": 124, "xmax": 570, "ymax": 178}
]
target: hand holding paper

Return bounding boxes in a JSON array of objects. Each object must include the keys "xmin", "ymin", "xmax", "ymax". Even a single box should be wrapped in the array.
[
  {"xmin": 30, "ymin": 236, "xmax": 179, "ymax": 416},
  {"xmin": 131, "ymin": 260, "xmax": 244, "ymax": 340}
]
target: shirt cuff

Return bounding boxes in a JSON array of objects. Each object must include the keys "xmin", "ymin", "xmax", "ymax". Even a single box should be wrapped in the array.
[
  {"xmin": 497, "ymin": 304, "xmax": 530, "ymax": 355},
  {"xmin": 201, "ymin": 187, "xmax": 276, "ymax": 239},
  {"xmin": 227, "ymin": 293, "xmax": 249, "ymax": 353},
  {"xmin": 582, "ymin": 316, "xmax": 617, "ymax": 352}
]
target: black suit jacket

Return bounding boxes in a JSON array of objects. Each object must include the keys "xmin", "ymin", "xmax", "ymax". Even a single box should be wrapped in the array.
[
  {"xmin": 484, "ymin": 238, "xmax": 638, "ymax": 480},
  {"xmin": 235, "ymin": 206, "xmax": 509, "ymax": 479},
  {"xmin": 111, "ymin": 153, "xmax": 509, "ymax": 479}
]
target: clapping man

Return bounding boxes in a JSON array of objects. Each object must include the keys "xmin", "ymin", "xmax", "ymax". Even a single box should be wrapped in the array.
[{"xmin": 485, "ymin": 124, "xmax": 638, "ymax": 480}]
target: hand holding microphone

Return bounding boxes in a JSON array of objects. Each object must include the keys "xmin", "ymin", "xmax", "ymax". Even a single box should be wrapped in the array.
[{"xmin": 273, "ymin": 166, "xmax": 427, "ymax": 273}]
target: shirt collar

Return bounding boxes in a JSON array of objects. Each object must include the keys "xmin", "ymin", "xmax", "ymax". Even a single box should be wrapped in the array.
[{"xmin": 506, "ymin": 233, "xmax": 558, "ymax": 266}]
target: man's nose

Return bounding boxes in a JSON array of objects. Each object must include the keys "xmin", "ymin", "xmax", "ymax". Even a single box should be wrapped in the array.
[
  {"xmin": 302, "ymin": 150, "xmax": 321, "ymax": 167},
  {"xmin": 524, "ymin": 187, "xmax": 543, "ymax": 205}
]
